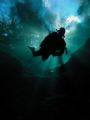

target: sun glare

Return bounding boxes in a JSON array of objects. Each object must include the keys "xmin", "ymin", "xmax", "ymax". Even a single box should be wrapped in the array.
[{"xmin": 67, "ymin": 16, "xmax": 81, "ymax": 24}]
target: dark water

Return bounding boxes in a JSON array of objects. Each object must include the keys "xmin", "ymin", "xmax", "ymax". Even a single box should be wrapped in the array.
[{"xmin": 1, "ymin": 39, "xmax": 90, "ymax": 119}]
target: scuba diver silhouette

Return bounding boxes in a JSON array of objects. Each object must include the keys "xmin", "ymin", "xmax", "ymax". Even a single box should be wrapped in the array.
[{"xmin": 28, "ymin": 27, "xmax": 67, "ymax": 61}]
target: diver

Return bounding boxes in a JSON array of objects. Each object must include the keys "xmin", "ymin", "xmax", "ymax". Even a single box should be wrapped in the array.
[{"xmin": 28, "ymin": 27, "xmax": 67, "ymax": 61}]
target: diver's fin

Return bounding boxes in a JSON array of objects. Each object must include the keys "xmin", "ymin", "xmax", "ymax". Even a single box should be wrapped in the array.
[{"xmin": 28, "ymin": 46, "xmax": 35, "ymax": 55}]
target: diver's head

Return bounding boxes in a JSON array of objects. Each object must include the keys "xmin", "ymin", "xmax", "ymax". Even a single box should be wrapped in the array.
[{"xmin": 57, "ymin": 27, "xmax": 65, "ymax": 36}]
